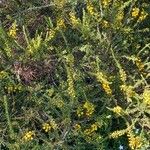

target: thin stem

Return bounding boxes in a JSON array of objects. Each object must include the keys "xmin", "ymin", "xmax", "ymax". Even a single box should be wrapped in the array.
[
  {"xmin": 3, "ymin": 96, "xmax": 14, "ymax": 138},
  {"xmin": 110, "ymin": 46, "xmax": 121, "ymax": 69}
]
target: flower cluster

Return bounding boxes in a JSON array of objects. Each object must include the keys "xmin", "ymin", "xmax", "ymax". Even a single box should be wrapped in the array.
[
  {"xmin": 45, "ymin": 29, "xmax": 56, "ymax": 41},
  {"xmin": 132, "ymin": 7, "xmax": 148, "ymax": 22},
  {"xmin": 84, "ymin": 123, "xmax": 99, "ymax": 136},
  {"xmin": 86, "ymin": 2, "xmax": 95, "ymax": 16},
  {"xmin": 8, "ymin": 21, "xmax": 18, "ymax": 38},
  {"xmin": 42, "ymin": 119, "xmax": 58, "ymax": 133},
  {"xmin": 112, "ymin": 106, "xmax": 123, "ymax": 115},
  {"xmin": 83, "ymin": 101, "xmax": 95, "ymax": 117},
  {"xmin": 138, "ymin": 10, "xmax": 148, "ymax": 22},
  {"xmin": 127, "ymin": 133, "xmax": 142, "ymax": 150},
  {"xmin": 22, "ymin": 131, "xmax": 35, "ymax": 141},
  {"xmin": 96, "ymin": 72, "xmax": 112, "ymax": 95},
  {"xmin": 4, "ymin": 84, "xmax": 23, "ymax": 94},
  {"xmin": 102, "ymin": 20, "xmax": 109, "ymax": 28},
  {"xmin": 77, "ymin": 101, "xmax": 95, "ymax": 117},
  {"xmin": 131, "ymin": 7, "xmax": 140, "ymax": 18},
  {"xmin": 69, "ymin": 12, "xmax": 79, "ymax": 28},
  {"xmin": 101, "ymin": 0, "xmax": 111, "ymax": 8},
  {"xmin": 0, "ymin": 71, "xmax": 8, "ymax": 79},
  {"xmin": 74, "ymin": 124, "xmax": 81, "ymax": 131},
  {"xmin": 109, "ymin": 129, "xmax": 127, "ymax": 139},
  {"xmin": 119, "ymin": 68, "xmax": 127, "ymax": 82},
  {"xmin": 120, "ymin": 85, "xmax": 135, "ymax": 98},
  {"xmin": 143, "ymin": 88, "xmax": 150, "ymax": 105},
  {"xmin": 135, "ymin": 57, "xmax": 144, "ymax": 71},
  {"xmin": 42, "ymin": 123, "xmax": 51, "ymax": 132},
  {"xmin": 56, "ymin": 18, "xmax": 66, "ymax": 29},
  {"xmin": 67, "ymin": 68, "xmax": 76, "ymax": 99}
]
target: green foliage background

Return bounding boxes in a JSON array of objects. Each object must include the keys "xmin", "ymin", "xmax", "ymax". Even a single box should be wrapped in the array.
[{"xmin": 0, "ymin": 0, "xmax": 150, "ymax": 149}]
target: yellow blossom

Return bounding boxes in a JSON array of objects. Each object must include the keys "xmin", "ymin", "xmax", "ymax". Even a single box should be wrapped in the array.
[
  {"xmin": 120, "ymin": 85, "xmax": 135, "ymax": 98},
  {"xmin": 84, "ymin": 123, "xmax": 99, "ymax": 136},
  {"xmin": 101, "ymin": 0, "xmax": 111, "ymax": 8},
  {"xmin": 42, "ymin": 120, "xmax": 57, "ymax": 132},
  {"xmin": 83, "ymin": 101, "xmax": 95, "ymax": 117},
  {"xmin": 96, "ymin": 72, "xmax": 112, "ymax": 95},
  {"xmin": 42, "ymin": 123, "xmax": 51, "ymax": 132},
  {"xmin": 117, "ymin": 11, "xmax": 124, "ymax": 22},
  {"xmin": 102, "ymin": 82, "xmax": 112, "ymax": 95},
  {"xmin": 8, "ymin": 21, "xmax": 18, "ymax": 38},
  {"xmin": 87, "ymin": 2, "xmax": 95, "ymax": 16},
  {"xmin": 102, "ymin": 20, "xmax": 109, "ymax": 28},
  {"xmin": 112, "ymin": 106, "xmax": 123, "ymax": 115},
  {"xmin": 74, "ymin": 124, "xmax": 81, "ymax": 131},
  {"xmin": 46, "ymin": 29, "xmax": 56, "ymax": 41},
  {"xmin": 119, "ymin": 68, "xmax": 127, "ymax": 82},
  {"xmin": 132, "ymin": 7, "xmax": 140, "ymax": 18},
  {"xmin": 69, "ymin": 12, "xmax": 79, "ymax": 28},
  {"xmin": 109, "ymin": 129, "xmax": 126, "ymax": 139},
  {"xmin": 135, "ymin": 57, "xmax": 144, "ymax": 71},
  {"xmin": 22, "ymin": 131, "xmax": 35, "ymax": 141},
  {"xmin": 56, "ymin": 18, "xmax": 66, "ymax": 29},
  {"xmin": 77, "ymin": 106, "xmax": 84, "ymax": 117},
  {"xmin": 90, "ymin": 123, "xmax": 98, "ymax": 132},
  {"xmin": 128, "ymin": 135, "xmax": 142, "ymax": 150},
  {"xmin": 0, "ymin": 71, "xmax": 8, "ymax": 79},
  {"xmin": 143, "ymin": 88, "xmax": 150, "ymax": 105},
  {"xmin": 54, "ymin": 0, "xmax": 66, "ymax": 8},
  {"xmin": 138, "ymin": 10, "xmax": 148, "ymax": 21},
  {"xmin": 50, "ymin": 119, "xmax": 58, "ymax": 130},
  {"xmin": 56, "ymin": 100, "xmax": 64, "ymax": 108},
  {"xmin": 84, "ymin": 128, "xmax": 92, "ymax": 135}
]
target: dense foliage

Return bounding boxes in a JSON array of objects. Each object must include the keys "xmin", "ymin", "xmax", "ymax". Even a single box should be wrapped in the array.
[{"xmin": 0, "ymin": 0, "xmax": 150, "ymax": 149}]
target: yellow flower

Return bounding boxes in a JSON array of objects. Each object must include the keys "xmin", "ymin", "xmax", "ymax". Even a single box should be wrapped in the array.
[
  {"xmin": 102, "ymin": 20, "xmax": 109, "ymax": 28},
  {"xmin": 69, "ymin": 12, "xmax": 79, "ymax": 28},
  {"xmin": 101, "ymin": 0, "xmax": 111, "ymax": 8},
  {"xmin": 56, "ymin": 100, "xmax": 64, "ymax": 108},
  {"xmin": 42, "ymin": 120, "xmax": 57, "ymax": 132},
  {"xmin": 90, "ymin": 123, "xmax": 98, "ymax": 132},
  {"xmin": 42, "ymin": 123, "xmax": 51, "ymax": 132},
  {"xmin": 84, "ymin": 123, "xmax": 99, "ymax": 136},
  {"xmin": 50, "ymin": 119, "xmax": 58, "ymax": 130},
  {"xmin": 22, "ymin": 131, "xmax": 35, "ymax": 141},
  {"xmin": 116, "ymin": 11, "xmax": 124, "ymax": 22},
  {"xmin": 84, "ymin": 128, "xmax": 92, "ymax": 135},
  {"xmin": 131, "ymin": 7, "xmax": 140, "ymax": 18},
  {"xmin": 56, "ymin": 18, "xmax": 66, "ymax": 29},
  {"xmin": 143, "ymin": 88, "xmax": 150, "ymax": 105},
  {"xmin": 109, "ymin": 129, "xmax": 126, "ymax": 139},
  {"xmin": 8, "ymin": 21, "xmax": 18, "ymax": 38},
  {"xmin": 102, "ymin": 83, "xmax": 112, "ymax": 95},
  {"xmin": 112, "ymin": 106, "xmax": 123, "ymax": 115},
  {"xmin": 138, "ymin": 10, "xmax": 148, "ymax": 21},
  {"xmin": 54, "ymin": 0, "xmax": 66, "ymax": 8},
  {"xmin": 121, "ymin": 85, "xmax": 135, "ymax": 98},
  {"xmin": 87, "ymin": 2, "xmax": 95, "ymax": 15},
  {"xmin": 128, "ymin": 136, "xmax": 142, "ymax": 150},
  {"xmin": 45, "ymin": 29, "xmax": 56, "ymax": 41},
  {"xmin": 77, "ymin": 106, "xmax": 84, "ymax": 117},
  {"xmin": 83, "ymin": 101, "xmax": 95, "ymax": 117},
  {"xmin": 96, "ymin": 72, "xmax": 112, "ymax": 95},
  {"xmin": 0, "ymin": 71, "xmax": 8, "ymax": 79},
  {"xmin": 74, "ymin": 124, "xmax": 81, "ymax": 131},
  {"xmin": 135, "ymin": 57, "xmax": 144, "ymax": 71},
  {"xmin": 119, "ymin": 68, "xmax": 127, "ymax": 82}
]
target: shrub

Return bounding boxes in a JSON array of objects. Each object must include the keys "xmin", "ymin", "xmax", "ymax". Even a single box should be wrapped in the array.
[{"xmin": 0, "ymin": 0, "xmax": 150, "ymax": 149}]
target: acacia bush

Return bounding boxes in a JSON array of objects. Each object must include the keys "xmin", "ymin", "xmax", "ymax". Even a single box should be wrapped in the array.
[{"xmin": 0, "ymin": 0, "xmax": 150, "ymax": 149}]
